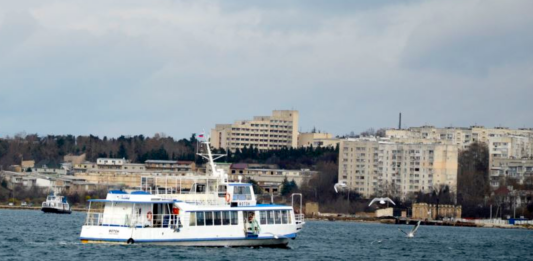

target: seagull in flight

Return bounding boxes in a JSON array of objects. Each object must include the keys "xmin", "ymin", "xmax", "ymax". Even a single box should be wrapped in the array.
[
  {"xmin": 371, "ymin": 239, "xmax": 386, "ymax": 245},
  {"xmin": 333, "ymin": 182, "xmax": 347, "ymax": 193},
  {"xmin": 399, "ymin": 221, "xmax": 421, "ymax": 238},
  {"xmin": 368, "ymin": 197, "xmax": 396, "ymax": 207}
]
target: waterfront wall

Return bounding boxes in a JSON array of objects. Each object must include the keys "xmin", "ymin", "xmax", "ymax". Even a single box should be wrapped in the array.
[
  {"xmin": 412, "ymin": 203, "xmax": 462, "ymax": 219},
  {"xmin": 305, "ymin": 202, "xmax": 319, "ymax": 216},
  {"xmin": 376, "ymin": 207, "xmax": 393, "ymax": 217}
]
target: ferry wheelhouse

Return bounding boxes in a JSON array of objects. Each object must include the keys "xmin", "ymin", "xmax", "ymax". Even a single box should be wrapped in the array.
[{"xmin": 79, "ymin": 140, "xmax": 305, "ymax": 246}]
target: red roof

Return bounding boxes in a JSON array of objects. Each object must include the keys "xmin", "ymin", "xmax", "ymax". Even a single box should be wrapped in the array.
[
  {"xmin": 494, "ymin": 186, "xmax": 510, "ymax": 195},
  {"xmin": 230, "ymin": 163, "xmax": 248, "ymax": 170}
]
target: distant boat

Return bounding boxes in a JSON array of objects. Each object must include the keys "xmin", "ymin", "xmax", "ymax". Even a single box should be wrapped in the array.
[{"xmin": 41, "ymin": 192, "xmax": 71, "ymax": 214}]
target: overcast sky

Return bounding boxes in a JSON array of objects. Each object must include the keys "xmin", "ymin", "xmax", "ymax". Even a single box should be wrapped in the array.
[{"xmin": 0, "ymin": 0, "xmax": 532, "ymax": 139}]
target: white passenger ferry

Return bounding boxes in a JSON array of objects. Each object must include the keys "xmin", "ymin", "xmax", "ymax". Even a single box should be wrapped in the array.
[
  {"xmin": 42, "ymin": 192, "xmax": 71, "ymax": 214},
  {"xmin": 79, "ymin": 139, "xmax": 305, "ymax": 246}
]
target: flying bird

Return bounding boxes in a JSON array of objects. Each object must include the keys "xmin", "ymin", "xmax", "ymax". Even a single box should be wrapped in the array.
[
  {"xmin": 399, "ymin": 221, "xmax": 421, "ymax": 238},
  {"xmin": 371, "ymin": 239, "xmax": 386, "ymax": 245},
  {"xmin": 368, "ymin": 197, "xmax": 396, "ymax": 207},
  {"xmin": 333, "ymin": 182, "xmax": 347, "ymax": 193}
]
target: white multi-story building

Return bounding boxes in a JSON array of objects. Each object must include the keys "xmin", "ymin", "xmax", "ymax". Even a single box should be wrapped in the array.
[
  {"xmin": 297, "ymin": 132, "xmax": 339, "ymax": 148},
  {"xmin": 386, "ymin": 126, "xmax": 533, "ymax": 151},
  {"xmin": 211, "ymin": 110, "xmax": 299, "ymax": 152},
  {"xmin": 386, "ymin": 125, "xmax": 533, "ymax": 188},
  {"xmin": 338, "ymin": 138, "xmax": 458, "ymax": 198},
  {"xmin": 488, "ymin": 136, "xmax": 533, "ymax": 160},
  {"xmin": 490, "ymin": 158, "xmax": 533, "ymax": 188}
]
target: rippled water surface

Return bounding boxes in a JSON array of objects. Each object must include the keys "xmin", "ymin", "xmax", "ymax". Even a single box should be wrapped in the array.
[{"xmin": 1, "ymin": 209, "xmax": 532, "ymax": 260}]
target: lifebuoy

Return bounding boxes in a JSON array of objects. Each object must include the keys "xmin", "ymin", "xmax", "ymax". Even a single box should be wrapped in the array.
[
  {"xmin": 172, "ymin": 208, "xmax": 179, "ymax": 215},
  {"xmin": 225, "ymin": 192, "xmax": 231, "ymax": 203},
  {"xmin": 147, "ymin": 211, "xmax": 153, "ymax": 221}
]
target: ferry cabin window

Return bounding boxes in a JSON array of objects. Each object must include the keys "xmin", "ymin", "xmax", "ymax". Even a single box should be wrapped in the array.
[
  {"xmin": 222, "ymin": 211, "xmax": 230, "ymax": 225},
  {"xmin": 274, "ymin": 210, "xmax": 282, "ymax": 224},
  {"xmin": 190, "ymin": 212, "xmax": 196, "ymax": 226},
  {"xmin": 214, "ymin": 211, "xmax": 222, "ymax": 225},
  {"xmin": 267, "ymin": 211, "xmax": 274, "ymax": 224},
  {"xmin": 233, "ymin": 186, "xmax": 251, "ymax": 200},
  {"xmin": 205, "ymin": 211, "xmax": 214, "ymax": 226},
  {"xmin": 260, "ymin": 211, "xmax": 267, "ymax": 225},
  {"xmin": 196, "ymin": 212, "xmax": 205, "ymax": 226},
  {"xmin": 190, "ymin": 211, "xmax": 238, "ymax": 226},
  {"xmin": 218, "ymin": 185, "xmax": 227, "ymax": 198},
  {"xmin": 231, "ymin": 211, "xmax": 238, "ymax": 225},
  {"xmin": 196, "ymin": 184, "xmax": 206, "ymax": 193},
  {"xmin": 259, "ymin": 210, "xmax": 290, "ymax": 225}
]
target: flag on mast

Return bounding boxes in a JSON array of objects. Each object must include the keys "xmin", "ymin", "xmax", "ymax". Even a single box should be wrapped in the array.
[{"xmin": 197, "ymin": 132, "xmax": 206, "ymax": 140}]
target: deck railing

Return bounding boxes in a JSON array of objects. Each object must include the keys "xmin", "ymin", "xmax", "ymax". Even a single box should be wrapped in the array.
[
  {"xmin": 85, "ymin": 213, "xmax": 181, "ymax": 229},
  {"xmin": 86, "ymin": 213, "xmax": 103, "ymax": 226},
  {"xmin": 158, "ymin": 195, "xmax": 229, "ymax": 206},
  {"xmin": 295, "ymin": 214, "xmax": 305, "ymax": 224}
]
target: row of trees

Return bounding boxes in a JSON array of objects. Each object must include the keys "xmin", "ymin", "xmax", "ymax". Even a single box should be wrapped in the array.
[
  {"xmin": 0, "ymin": 133, "xmax": 201, "ymax": 168},
  {"xmin": 0, "ymin": 133, "xmax": 338, "ymax": 169},
  {"xmin": 215, "ymin": 144, "xmax": 338, "ymax": 169}
]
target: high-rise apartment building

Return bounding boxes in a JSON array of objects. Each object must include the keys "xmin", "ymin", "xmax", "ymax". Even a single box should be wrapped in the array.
[
  {"xmin": 490, "ymin": 158, "xmax": 533, "ymax": 188},
  {"xmin": 386, "ymin": 125, "xmax": 533, "ymax": 189},
  {"xmin": 386, "ymin": 126, "xmax": 533, "ymax": 150},
  {"xmin": 338, "ymin": 138, "xmax": 458, "ymax": 198},
  {"xmin": 211, "ymin": 110, "xmax": 299, "ymax": 152}
]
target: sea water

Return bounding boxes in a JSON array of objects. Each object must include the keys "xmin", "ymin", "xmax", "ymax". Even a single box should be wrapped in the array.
[{"xmin": 0, "ymin": 209, "xmax": 531, "ymax": 260}]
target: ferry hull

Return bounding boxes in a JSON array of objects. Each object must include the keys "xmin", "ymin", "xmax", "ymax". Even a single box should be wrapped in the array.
[
  {"xmin": 80, "ymin": 238, "xmax": 290, "ymax": 247},
  {"xmin": 80, "ymin": 225, "xmax": 295, "ymax": 247},
  {"xmin": 41, "ymin": 207, "xmax": 71, "ymax": 214}
]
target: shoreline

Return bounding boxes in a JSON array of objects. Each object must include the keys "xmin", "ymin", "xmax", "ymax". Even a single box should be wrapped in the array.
[
  {"xmin": 305, "ymin": 216, "xmax": 533, "ymax": 230},
  {"xmin": 2, "ymin": 205, "xmax": 531, "ymax": 230},
  {"xmin": 0, "ymin": 204, "xmax": 87, "ymax": 212}
]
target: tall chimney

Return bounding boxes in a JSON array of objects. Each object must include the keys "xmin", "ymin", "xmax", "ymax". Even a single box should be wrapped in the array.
[{"xmin": 399, "ymin": 112, "xmax": 402, "ymax": 130}]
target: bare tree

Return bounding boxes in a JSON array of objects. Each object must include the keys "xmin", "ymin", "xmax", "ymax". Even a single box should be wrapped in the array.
[
  {"xmin": 359, "ymin": 128, "xmax": 376, "ymax": 137},
  {"xmin": 457, "ymin": 142, "xmax": 490, "ymax": 217}
]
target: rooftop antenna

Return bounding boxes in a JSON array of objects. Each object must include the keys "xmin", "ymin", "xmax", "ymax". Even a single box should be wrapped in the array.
[{"xmin": 398, "ymin": 113, "xmax": 402, "ymax": 130}]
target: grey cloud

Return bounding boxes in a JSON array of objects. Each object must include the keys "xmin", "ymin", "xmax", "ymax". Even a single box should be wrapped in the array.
[
  {"xmin": 0, "ymin": 11, "xmax": 39, "ymax": 56},
  {"xmin": 401, "ymin": 0, "xmax": 533, "ymax": 76},
  {"xmin": 0, "ymin": 0, "xmax": 531, "ymax": 138}
]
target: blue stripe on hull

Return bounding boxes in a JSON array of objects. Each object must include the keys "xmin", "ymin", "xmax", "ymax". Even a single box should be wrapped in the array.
[{"xmin": 80, "ymin": 233, "xmax": 297, "ymax": 243}]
